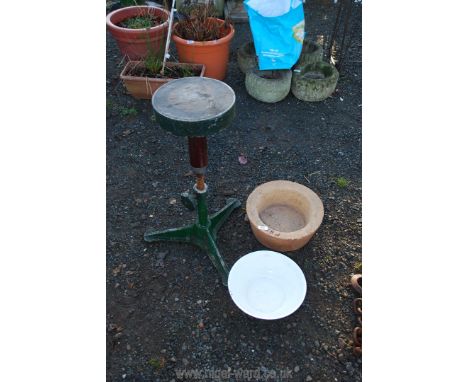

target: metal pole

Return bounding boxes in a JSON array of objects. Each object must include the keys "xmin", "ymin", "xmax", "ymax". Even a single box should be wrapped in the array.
[
  {"xmin": 195, "ymin": 187, "xmax": 209, "ymax": 227},
  {"xmin": 161, "ymin": 0, "xmax": 177, "ymax": 74}
]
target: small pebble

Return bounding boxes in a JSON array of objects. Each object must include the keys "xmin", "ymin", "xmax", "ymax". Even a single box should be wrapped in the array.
[
  {"xmin": 294, "ymin": 366, "xmax": 300, "ymax": 373},
  {"xmin": 338, "ymin": 338, "xmax": 346, "ymax": 349}
]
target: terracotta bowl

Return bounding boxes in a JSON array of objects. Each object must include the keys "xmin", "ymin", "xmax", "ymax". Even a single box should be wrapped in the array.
[{"xmin": 246, "ymin": 180, "xmax": 324, "ymax": 252}]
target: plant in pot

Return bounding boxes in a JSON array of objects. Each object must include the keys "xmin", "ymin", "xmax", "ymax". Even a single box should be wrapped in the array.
[
  {"xmin": 172, "ymin": 2, "xmax": 234, "ymax": 80},
  {"xmin": 175, "ymin": 0, "xmax": 225, "ymax": 17},
  {"xmin": 106, "ymin": 0, "xmax": 146, "ymax": 14},
  {"xmin": 107, "ymin": 3, "xmax": 170, "ymax": 60},
  {"xmin": 120, "ymin": 48, "xmax": 206, "ymax": 99}
]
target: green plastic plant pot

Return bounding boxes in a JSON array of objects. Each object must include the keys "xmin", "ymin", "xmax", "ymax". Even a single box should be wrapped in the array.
[
  {"xmin": 291, "ymin": 61, "xmax": 339, "ymax": 102},
  {"xmin": 245, "ymin": 69, "xmax": 292, "ymax": 103}
]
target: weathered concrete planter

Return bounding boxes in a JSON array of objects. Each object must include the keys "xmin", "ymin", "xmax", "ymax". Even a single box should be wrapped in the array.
[
  {"xmin": 296, "ymin": 40, "xmax": 323, "ymax": 66},
  {"xmin": 237, "ymin": 41, "xmax": 257, "ymax": 74},
  {"xmin": 120, "ymin": 61, "xmax": 205, "ymax": 99},
  {"xmin": 246, "ymin": 180, "xmax": 324, "ymax": 252},
  {"xmin": 245, "ymin": 69, "xmax": 292, "ymax": 103},
  {"xmin": 291, "ymin": 61, "xmax": 339, "ymax": 102}
]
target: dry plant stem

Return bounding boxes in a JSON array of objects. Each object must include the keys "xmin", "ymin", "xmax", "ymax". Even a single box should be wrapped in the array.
[{"xmin": 174, "ymin": 3, "xmax": 225, "ymax": 41}]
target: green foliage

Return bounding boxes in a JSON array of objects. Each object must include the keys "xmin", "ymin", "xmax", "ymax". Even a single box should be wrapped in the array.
[
  {"xmin": 121, "ymin": 15, "xmax": 154, "ymax": 29},
  {"xmin": 335, "ymin": 177, "xmax": 349, "ymax": 188},
  {"xmin": 354, "ymin": 261, "xmax": 362, "ymax": 272},
  {"xmin": 148, "ymin": 357, "xmax": 165, "ymax": 370},
  {"xmin": 120, "ymin": 106, "xmax": 138, "ymax": 117},
  {"xmin": 144, "ymin": 53, "xmax": 163, "ymax": 75},
  {"xmin": 120, "ymin": 0, "xmax": 145, "ymax": 7},
  {"xmin": 180, "ymin": 65, "xmax": 195, "ymax": 77}
]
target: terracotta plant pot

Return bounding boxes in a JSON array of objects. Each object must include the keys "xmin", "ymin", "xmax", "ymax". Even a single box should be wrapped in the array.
[
  {"xmin": 246, "ymin": 180, "xmax": 324, "ymax": 252},
  {"xmin": 120, "ymin": 61, "xmax": 205, "ymax": 99},
  {"xmin": 106, "ymin": 6, "xmax": 170, "ymax": 60},
  {"xmin": 172, "ymin": 18, "xmax": 235, "ymax": 80}
]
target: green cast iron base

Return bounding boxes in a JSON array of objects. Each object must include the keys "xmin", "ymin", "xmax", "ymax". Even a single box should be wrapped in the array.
[{"xmin": 144, "ymin": 186, "xmax": 241, "ymax": 286}]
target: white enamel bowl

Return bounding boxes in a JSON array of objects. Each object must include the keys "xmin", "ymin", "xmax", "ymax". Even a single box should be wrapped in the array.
[{"xmin": 228, "ymin": 250, "xmax": 307, "ymax": 320}]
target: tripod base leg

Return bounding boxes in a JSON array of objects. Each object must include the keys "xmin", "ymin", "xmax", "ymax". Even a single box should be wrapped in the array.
[
  {"xmin": 209, "ymin": 198, "xmax": 241, "ymax": 239},
  {"xmin": 205, "ymin": 231, "xmax": 229, "ymax": 286},
  {"xmin": 144, "ymin": 195, "xmax": 239, "ymax": 286},
  {"xmin": 144, "ymin": 225, "xmax": 194, "ymax": 243}
]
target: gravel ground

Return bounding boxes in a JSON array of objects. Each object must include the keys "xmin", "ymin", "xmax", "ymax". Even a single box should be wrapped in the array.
[{"xmin": 107, "ymin": 1, "xmax": 362, "ymax": 381}]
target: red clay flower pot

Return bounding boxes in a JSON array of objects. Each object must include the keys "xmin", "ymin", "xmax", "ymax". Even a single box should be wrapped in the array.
[
  {"xmin": 172, "ymin": 19, "xmax": 235, "ymax": 80},
  {"xmin": 120, "ymin": 61, "xmax": 206, "ymax": 99},
  {"xmin": 106, "ymin": 6, "xmax": 170, "ymax": 60}
]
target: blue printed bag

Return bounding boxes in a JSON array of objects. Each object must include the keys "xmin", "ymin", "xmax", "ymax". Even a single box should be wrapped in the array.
[{"xmin": 244, "ymin": 0, "xmax": 305, "ymax": 70}]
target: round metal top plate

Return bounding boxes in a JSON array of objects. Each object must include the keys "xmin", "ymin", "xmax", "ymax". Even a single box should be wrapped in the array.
[{"xmin": 152, "ymin": 77, "xmax": 236, "ymax": 123}]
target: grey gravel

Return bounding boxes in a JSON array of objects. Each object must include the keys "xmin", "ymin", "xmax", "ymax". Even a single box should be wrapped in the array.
[{"xmin": 106, "ymin": 1, "xmax": 362, "ymax": 381}]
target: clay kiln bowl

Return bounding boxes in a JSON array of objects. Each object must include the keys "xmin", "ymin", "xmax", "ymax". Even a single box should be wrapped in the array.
[{"xmin": 246, "ymin": 180, "xmax": 324, "ymax": 252}]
